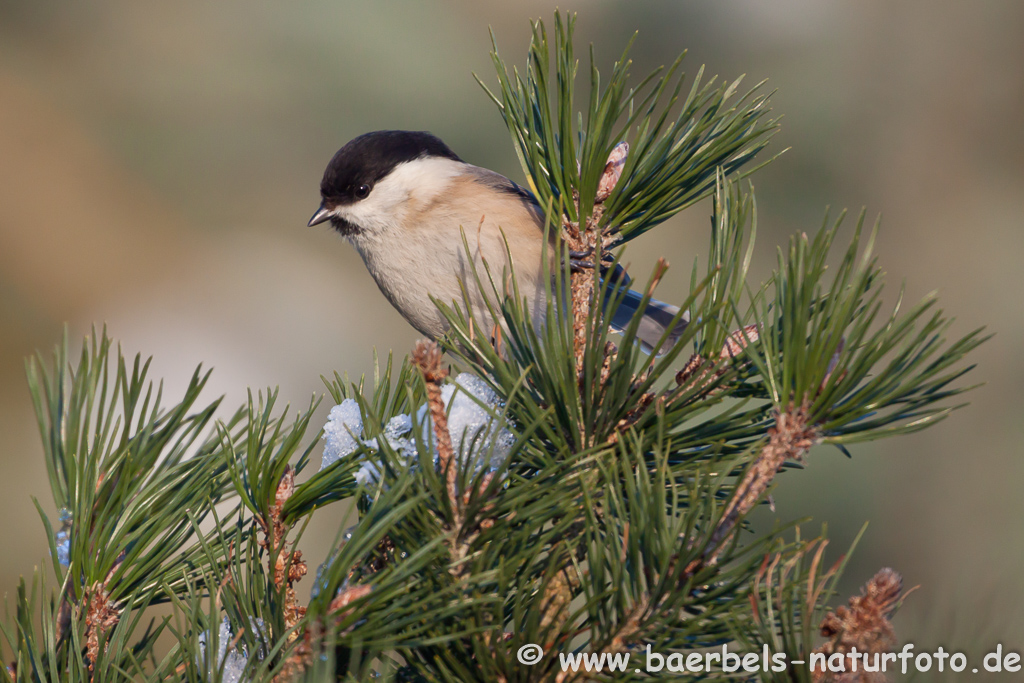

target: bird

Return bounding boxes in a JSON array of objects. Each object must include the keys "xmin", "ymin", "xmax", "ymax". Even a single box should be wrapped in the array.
[{"xmin": 308, "ymin": 130, "xmax": 687, "ymax": 352}]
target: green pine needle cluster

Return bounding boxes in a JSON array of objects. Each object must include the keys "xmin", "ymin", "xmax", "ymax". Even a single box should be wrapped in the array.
[{"xmin": 2, "ymin": 12, "xmax": 985, "ymax": 683}]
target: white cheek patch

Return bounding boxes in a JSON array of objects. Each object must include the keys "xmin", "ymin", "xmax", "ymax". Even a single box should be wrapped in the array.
[{"xmin": 333, "ymin": 156, "xmax": 464, "ymax": 235}]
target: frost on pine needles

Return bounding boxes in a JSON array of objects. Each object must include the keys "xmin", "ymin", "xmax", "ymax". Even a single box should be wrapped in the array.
[
  {"xmin": 51, "ymin": 507, "xmax": 72, "ymax": 568},
  {"xmin": 434, "ymin": 373, "xmax": 514, "ymax": 471},
  {"xmin": 320, "ymin": 399, "xmax": 363, "ymax": 469},
  {"xmin": 320, "ymin": 373, "xmax": 513, "ymax": 487},
  {"xmin": 197, "ymin": 616, "xmax": 263, "ymax": 683}
]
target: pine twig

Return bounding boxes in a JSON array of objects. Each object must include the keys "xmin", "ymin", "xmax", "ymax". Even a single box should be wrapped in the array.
[
  {"xmin": 83, "ymin": 582, "xmax": 120, "ymax": 672},
  {"xmin": 84, "ymin": 548, "xmax": 127, "ymax": 672},
  {"xmin": 710, "ymin": 405, "xmax": 818, "ymax": 554},
  {"xmin": 412, "ymin": 340, "xmax": 461, "ymax": 528},
  {"xmin": 813, "ymin": 568, "xmax": 909, "ymax": 683},
  {"xmin": 683, "ymin": 401, "xmax": 819, "ymax": 583},
  {"xmin": 675, "ymin": 324, "xmax": 761, "ymax": 394},
  {"xmin": 260, "ymin": 467, "xmax": 308, "ymax": 632},
  {"xmin": 569, "ymin": 143, "xmax": 628, "ymax": 380}
]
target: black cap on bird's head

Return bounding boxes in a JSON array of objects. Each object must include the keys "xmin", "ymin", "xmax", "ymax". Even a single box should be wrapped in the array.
[{"xmin": 308, "ymin": 130, "xmax": 461, "ymax": 228}]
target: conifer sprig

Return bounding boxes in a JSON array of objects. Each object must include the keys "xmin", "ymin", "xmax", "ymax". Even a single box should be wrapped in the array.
[
  {"xmin": 480, "ymin": 13, "xmax": 779, "ymax": 243},
  {"xmin": 25, "ymin": 329, "xmax": 244, "ymax": 609}
]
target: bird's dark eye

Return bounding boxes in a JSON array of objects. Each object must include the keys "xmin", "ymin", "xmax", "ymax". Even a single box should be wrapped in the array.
[{"xmin": 355, "ymin": 184, "xmax": 371, "ymax": 199}]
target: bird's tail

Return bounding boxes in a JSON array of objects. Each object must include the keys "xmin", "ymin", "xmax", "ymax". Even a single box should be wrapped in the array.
[{"xmin": 606, "ymin": 287, "xmax": 689, "ymax": 355}]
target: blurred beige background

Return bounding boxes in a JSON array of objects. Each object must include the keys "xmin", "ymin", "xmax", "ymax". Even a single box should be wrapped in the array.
[{"xmin": 1, "ymin": 0, "xmax": 1021, "ymax": 667}]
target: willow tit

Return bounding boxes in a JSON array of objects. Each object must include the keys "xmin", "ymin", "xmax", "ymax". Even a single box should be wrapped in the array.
[{"xmin": 308, "ymin": 130, "xmax": 687, "ymax": 351}]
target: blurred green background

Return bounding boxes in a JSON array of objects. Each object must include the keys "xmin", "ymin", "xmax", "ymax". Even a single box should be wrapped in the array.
[{"xmin": 1, "ymin": 0, "xmax": 1021, "ymax": 664}]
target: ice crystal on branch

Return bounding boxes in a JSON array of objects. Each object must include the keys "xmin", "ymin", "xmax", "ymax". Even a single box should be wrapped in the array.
[{"xmin": 320, "ymin": 372, "xmax": 513, "ymax": 488}]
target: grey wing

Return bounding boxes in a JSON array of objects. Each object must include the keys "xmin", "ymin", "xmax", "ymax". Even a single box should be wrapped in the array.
[
  {"xmin": 465, "ymin": 165, "xmax": 546, "ymax": 230},
  {"xmin": 606, "ymin": 287, "xmax": 689, "ymax": 355}
]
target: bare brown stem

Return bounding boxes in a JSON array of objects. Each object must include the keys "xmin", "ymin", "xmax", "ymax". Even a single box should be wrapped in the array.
[
  {"xmin": 84, "ymin": 582, "xmax": 119, "ymax": 673},
  {"xmin": 568, "ymin": 144, "xmax": 629, "ymax": 440},
  {"xmin": 260, "ymin": 466, "xmax": 307, "ymax": 633},
  {"xmin": 709, "ymin": 405, "xmax": 818, "ymax": 553},
  {"xmin": 412, "ymin": 339, "xmax": 461, "ymax": 525}
]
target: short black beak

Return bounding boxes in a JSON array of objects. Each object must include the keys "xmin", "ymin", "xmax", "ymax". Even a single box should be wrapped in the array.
[{"xmin": 307, "ymin": 204, "xmax": 332, "ymax": 227}]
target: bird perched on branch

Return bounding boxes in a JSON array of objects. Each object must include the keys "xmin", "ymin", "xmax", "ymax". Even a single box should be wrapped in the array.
[{"xmin": 308, "ymin": 130, "xmax": 687, "ymax": 352}]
